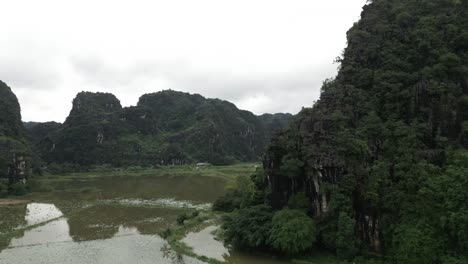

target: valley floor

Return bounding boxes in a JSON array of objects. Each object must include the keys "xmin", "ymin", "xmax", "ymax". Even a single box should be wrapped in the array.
[{"xmin": 0, "ymin": 163, "xmax": 340, "ymax": 264}]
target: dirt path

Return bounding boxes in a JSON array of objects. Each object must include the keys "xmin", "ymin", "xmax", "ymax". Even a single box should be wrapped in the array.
[{"xmin": 0, "ymin": 199, "xmax": 30, "ymax": 206}]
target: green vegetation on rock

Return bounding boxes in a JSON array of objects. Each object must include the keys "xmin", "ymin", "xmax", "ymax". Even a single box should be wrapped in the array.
[
  {"xmin": 219, "ymin": 0, "xmax": 468, "ymax": 262},
  {"xmin": 26, "ymin": 90, "xmax": 291, "ymax": 167},
  {"xmin": 0, "ymin": 80, "xmax": 31, "ymax": 185}
]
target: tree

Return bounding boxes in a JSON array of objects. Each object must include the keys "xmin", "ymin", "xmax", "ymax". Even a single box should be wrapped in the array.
[
  {"xmin": 391, "ymin": 223, "xmax": 442, "ymax": 264},
  {"xmin": 223, "ymin": 205, "xmax": 273, "ymax": 249},
  {"xmin": 269, "ymin": 209, "xmax": 316, "ymax": 255},
  {"xmin": 336, "ymin": 212, "xmax": 358, "ymax": 260}
]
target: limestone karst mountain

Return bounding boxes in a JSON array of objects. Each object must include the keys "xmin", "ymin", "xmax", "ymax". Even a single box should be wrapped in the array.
[
  {"xmin": 0, "ymin": 81, "xmax": 31, "ymax": 183},
  {"xmin": 220, "ymin": 0, "xmax": 468, "ymax": 261},
  {"xmin": 25, "ymin": 90, "xmax": 292, "ymax": 166}
]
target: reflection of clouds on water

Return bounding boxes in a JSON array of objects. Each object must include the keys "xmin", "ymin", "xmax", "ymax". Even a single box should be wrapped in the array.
[
  {"xmin": 1, "ymin": 233, "xmax": 205, "ymax": 264},
  {"xmin": 0, "ymin": 201, "xmax": 207, "ymax": 263},
  {"xmin": 182, "ymin": 226, "xmax": 229, "ymax": 262},
  {"xmin": 9, "ymin": 221, "xmax": 141, "ymax": 249},
  {"xmin": 101, "ymin": 198, "xmax": 211, "ymax": 210},
  {"xmin": 11, "ymin": 219, "xmax": 72, "ymax": 247},
  {"xmin": 25, "ymin": 203, "xmax": 63, "ymax": 226},
  {"xmin": 114, "ymin": 226, "xmax": 139, "ymax": 236}
]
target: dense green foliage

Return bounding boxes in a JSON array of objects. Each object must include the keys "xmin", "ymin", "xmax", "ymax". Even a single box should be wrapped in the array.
[
  {"xmin": 269, "ymin": 209, "xmax": 316, "ymax": 255},
  {"xmin": 27, "ymin": 90, "xmax": 291, "ymax": 167},
  {"xmin": 221, "ymin": 0, "xmax": 468, "ymax": 262},
  {"xmin": 0, "ymin": 81, "xmax": 26, "ymax": 140},
  {"xmin": 223, "ymin": 205, "xmax": 273, "ymax": 249}
]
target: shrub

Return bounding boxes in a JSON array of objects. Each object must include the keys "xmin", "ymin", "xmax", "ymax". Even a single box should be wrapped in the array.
[
  {"xmin": 9, "ymin": 182, "xmax": 28, "ymax": 196},
  {"xmin": 212, "ymin": 191, "xmax": 243, "ymax": 212},
  {"xmin": 26, "ymin": 179, "xmax": 54, "ymax": 192},
  {"xmin": 191, "ymin": 210, "xmax": 200, "ymax": 218},
  {"xmin": 336, "ymin": 212, "xmax": 359, "ymax": 260},
  {"xmin": 269, "ymin": 209, "xmax": 316, "ymax": 255},
  {"xmin": 45, "ymin": 163, "xmax": 88, "ymax": 175},
  {"xmin": 159, "ymin": 228, "xmax": 172, "ymax": 239},
  {"xmin": 176, "ymin": 213, "xmax": 189, "ymax": 225},
  {"xmin": 287, "ymin": 192, "xmax": 310, "ymax": 211},
  {"xmin": 223, "ymin": 205, "xmax": 273, "ymax": 249},
  {"xmin": 0, "ymin": 181, "xmax": 8, "ymax": 197},
  {"xmin": 391, "ymin": 222, "xmax": 442, "ymax": 264}
]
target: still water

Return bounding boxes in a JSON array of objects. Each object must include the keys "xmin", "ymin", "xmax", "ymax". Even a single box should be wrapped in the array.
[{"xmin": 0, "ymin": 175, "xmax": 290, "ymax": 264}]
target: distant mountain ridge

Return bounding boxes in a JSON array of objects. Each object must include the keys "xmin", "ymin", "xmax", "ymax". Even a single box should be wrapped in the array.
[{"xmin": 24, "ymin": 89, "xmax": 292, "ymax": 166}]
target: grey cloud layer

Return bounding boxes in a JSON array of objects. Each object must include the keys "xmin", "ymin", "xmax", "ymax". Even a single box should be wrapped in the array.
[
  {"xmin": 2, "ymin": 52, "xmax": 335, "ymax": 122},
  {"xmin": 0, "ymin": 0, "xmax": 366, "ymax": 122}
]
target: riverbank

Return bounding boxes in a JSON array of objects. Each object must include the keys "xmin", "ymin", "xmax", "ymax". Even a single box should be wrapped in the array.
[
  {"xmin": 0, "ymin": 199, "xmax": 30, "ymax": 206},
  {"xmin": 164, "ymin": 210, "xmax": 342, "ymax": 264}
]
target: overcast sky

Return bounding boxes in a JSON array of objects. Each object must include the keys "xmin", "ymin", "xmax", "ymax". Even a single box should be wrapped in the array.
[{"xmin": 1, "ymin": 0, "xmax": 367, "ymax": 122}]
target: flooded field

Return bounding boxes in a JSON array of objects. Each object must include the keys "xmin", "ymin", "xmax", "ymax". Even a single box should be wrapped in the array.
[{"xmin": 0, "ymin": 167, "xmax": 292, "ymax": 264}]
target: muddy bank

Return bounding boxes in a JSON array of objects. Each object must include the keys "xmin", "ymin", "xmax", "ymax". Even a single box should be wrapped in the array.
[{"xmin": 0, "ymin": 199, "xmax": 30, "ymax": 206}]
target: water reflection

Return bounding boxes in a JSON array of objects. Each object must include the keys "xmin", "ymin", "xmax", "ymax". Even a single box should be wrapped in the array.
[
  {"xmin": 1, "ymin": 232, "xmax": 205, "ymax": 264},
  {"xmin": 0, "ymin": 202, "xmax": 204, "ymax": 264},
  {"xmin": 10, "ymin": 219, "xmax": 71, "ymax": 247},
  {"xmin": 0, "ymin": 176, "xmax": 292, "ymax": 264},
  {"xmin": 0, "ymin": 204, "xmax": 27, "ymax": 250},
  {"xmin": 182, "ymin": 225, "xmax": 291, "ymax": 264},
  {"xmin": 67, "ymin": 204, "xmax": 179, "ymax": 241},
  {"xmin": 25, "ymin": 203, "xmax": 63, "ymax": 226},
  {"xmin": 182, "ymin": 226, "xmax": 228, "ymax": 261}
]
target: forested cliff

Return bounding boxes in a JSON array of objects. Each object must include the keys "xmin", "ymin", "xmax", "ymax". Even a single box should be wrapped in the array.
[
  {"xmin": 0, "ymin": 81, "xmax": 30, "ymax": 184},
  {"xmin": 220, "ymin": 0, "xmax": 468, "ymax": 262},
  {"xmin": 26, "ymin": 90, "xmax": 292, "ymax": 166}
]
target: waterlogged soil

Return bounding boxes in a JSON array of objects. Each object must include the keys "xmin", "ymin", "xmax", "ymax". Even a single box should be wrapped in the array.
[{"xmin": 0, "ymin": 173, "xmax": 292, "ymax": 264}]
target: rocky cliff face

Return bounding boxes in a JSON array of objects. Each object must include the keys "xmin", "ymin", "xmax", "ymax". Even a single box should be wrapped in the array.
[
  {"xmin": 31, "ymin": 90, "xmax": 292, "ymax": 166},
  {"xmin": 259, "ymin": 113, "xmax": 294, "ymax": 144},
  {"xmin": 40, "ymin": 92, "xmax": 125, "ymax": 165},
  {"xmin": 25, "ymin": 121, "xmax": 62, "ymax": 164},
  {"xmin": 263, "ymin": 0, "xmax": 468, "ymax": 254},
  {"xmin": 0, "ymin": 81, "xmax": 30, "ymax": 181}
]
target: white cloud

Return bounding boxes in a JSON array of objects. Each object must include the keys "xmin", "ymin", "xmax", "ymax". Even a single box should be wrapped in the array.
[{"xmin": 0, "ymin": 0, "xmax": 367, "ymax": 122}]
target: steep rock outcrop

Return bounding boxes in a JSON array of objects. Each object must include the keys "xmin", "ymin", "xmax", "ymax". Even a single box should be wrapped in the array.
[
  {"xmin": 47, "ymin": 92, "xmax": 124, "ymax": 165},
  {"xmin": 33, "ymin": 90, "xmax": 292, "ymax": 166},
  {"xmin": 0, "ymin": 81, "xmax": 30, "ymax": 182},
  {"xmin": 263, "ymin": 0, "xmax": 468, "ymax": 254}
]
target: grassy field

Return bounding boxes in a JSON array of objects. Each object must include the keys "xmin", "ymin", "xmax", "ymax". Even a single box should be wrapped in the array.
[
  {"xmin": 39, "ymin": 163, "xmax": 260, "ymax": 181},
  {"xmin": 21, "ymin": 163, "xmax": 259, "ymax": 199}
]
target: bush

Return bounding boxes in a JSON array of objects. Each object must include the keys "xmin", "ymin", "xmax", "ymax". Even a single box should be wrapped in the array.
[
  {"xmin": 391, "ymin": 223, "xmax": 442, "ymax": 264},
  {"xmin": 212, "ymin": 191, "xmax": 243, "ymax": 212},
  {"xmin": 176, "ymin": 213, "xmax": 189, "ymax": 225},
  {"xmin": 0, "ymin": 181, "xmax": 8, "ymax": 197},
  {"xmin": 269, "ymin": 209, "xmax": 316, "ymax": 255},
  {"xmin": 26, "ymin": 179, "xmax": 54, "ymax": 192},
  {"xmin": 0, "ymin": 157, "xmax": 8, "ymax": 178},
  {"xmin": 159, "ymin": 228, "xmax": 172, "ymax": 239},
  {"xmin": 287, "ymin": 192, "xmax": 310, "ymax": 211},
  {"xmin": 45, "ymin": 163, "xmax": 88, "ymax": 175},
  {"xmin": 191, "ymin": 210, "xmax": 200, "ymax": 218},
  {"xmin": 336, "ymin": 212, "xmax": 359, "ymax": 260},
  {"xmin": 441, "ymin": 256, "xmax": 468, "ymax": 264},
  {"xmin": 9, "ymin": 182, "xmax": 28, "ymax": 196},
  {"xmin": 223, "ymin": 205, "xmax": 273, "ymax": 249}
]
